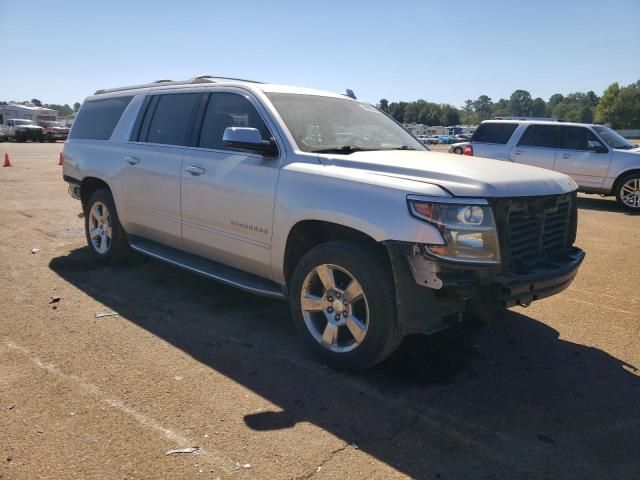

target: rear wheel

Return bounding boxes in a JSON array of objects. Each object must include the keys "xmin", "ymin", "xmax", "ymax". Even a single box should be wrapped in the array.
[
  {"xmin": 84, "ymin": 189, "xmax": 130, "ymax": 263},
  {"xmin": 453, "ymin": 146, "xmax": 463, "ymax": 154},
  {"xmin": 615, "ymin": 173, "xmax": 640, "ymax": 212},
  {"xmin": 290, "ymin": 241, "xmax": 402, "ymax": 370}
]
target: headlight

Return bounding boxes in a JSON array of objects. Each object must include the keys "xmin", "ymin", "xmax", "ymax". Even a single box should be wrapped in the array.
[{"xmin": 408, "ymin": 197, "xmax": 500, "ymax": 264}]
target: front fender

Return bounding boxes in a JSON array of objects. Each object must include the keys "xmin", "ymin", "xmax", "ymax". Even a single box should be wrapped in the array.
[{"xmin": 271, "ymin": 163, "xmax": 447, "ymax": 283}]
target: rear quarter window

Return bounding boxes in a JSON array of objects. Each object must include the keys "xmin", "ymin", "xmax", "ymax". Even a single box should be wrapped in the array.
[
  {"xmin": 69, "ymin": 96, "xmax": 133, "ymax": 140},
  {"xmin": 471, "ymin": 123, "xmax": 518, "ymax": 144}
]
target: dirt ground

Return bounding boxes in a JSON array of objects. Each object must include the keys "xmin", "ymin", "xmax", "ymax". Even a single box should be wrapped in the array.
[{"xmin": 1, "ymin": 143, "xmax": 639, "ymax": 480}]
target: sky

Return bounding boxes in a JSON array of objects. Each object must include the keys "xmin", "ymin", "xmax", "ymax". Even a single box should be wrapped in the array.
[{"xmin": 1, "ymin": 0, "xmax": 639, "ymax": 108}]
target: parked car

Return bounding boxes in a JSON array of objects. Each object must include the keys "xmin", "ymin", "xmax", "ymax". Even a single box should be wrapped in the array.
[
  {"xmin": 438, "ymin": 135, "xmax": 464, "ymax": 144},
  {"xmin": 39, "ymin": 121, "xmax": 70, "ymax": 142},
  {"xmin": 63, "ymin": 76, "xmax": 585, "ymax": 370},
  {"xmin": 449, "ymin": 141, "xmax": 469, "ymax": 155},
  {"xmin": 466, "ymin": 120, "xmax": 640, "ymax": 211},
  {"xmin": 1, "ymin": 119, "xmax": 44, "ymax": 142}
]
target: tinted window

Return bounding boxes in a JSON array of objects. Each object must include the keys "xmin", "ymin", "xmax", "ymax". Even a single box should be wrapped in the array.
[
  {"xmin": 517, "ymin": 125, "xmax": 561, "ymax": 148},
  {"xmin": 558, "ymin": 126, "xmax": 598, "ymax": 151},
  {"xmin": 198, "ymin": 93, "xmax": 271, "ymax": 150},
  {"xmin": 144, "ymin": 93, "xmax": 200, "ymax": 146},
  {"xmin": 69, "ymin": 96, "xmax": 133, "ymax": 140},
  {"xmin": 471, "ymin": 123, "xmax": 518, "ymax": 144}
]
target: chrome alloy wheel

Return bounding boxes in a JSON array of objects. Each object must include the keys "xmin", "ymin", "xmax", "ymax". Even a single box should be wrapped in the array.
[
  {"xmin": 88, "ymin": 202, "xmax": 113, "ymax": 254},
  {"xmin": 300, "ymin": 264, "xmax": 369, "ymax": 353},
  {"xmin": 620, "ymin": 178, "xmax": 640, "ymax": 209}
]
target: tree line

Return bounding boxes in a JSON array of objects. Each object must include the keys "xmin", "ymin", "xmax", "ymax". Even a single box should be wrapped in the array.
[
  {"xmin": 378, "ymin": 79, "xmax": 640, "ymax": 129},
  {"xmin": 0, "ymin": 99, "xmax": 82, "ymax": 118}
]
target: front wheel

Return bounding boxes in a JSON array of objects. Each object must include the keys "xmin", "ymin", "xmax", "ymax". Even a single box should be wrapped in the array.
[
  {"xmin": 615, "ymin": 173, "xmax": 640, "ymax": 212},
  {"xmin": 84, "ymin": 189, "xmax": 130, "ymax": 263},
  {"xmin": 290, "ymin": 241, "xmax": 402, "ymax": 370}
]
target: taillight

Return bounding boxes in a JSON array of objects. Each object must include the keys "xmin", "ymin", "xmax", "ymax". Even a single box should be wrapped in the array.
[{"xmin": 463, "ymin": 144, "xmax": 474, "ymax": 156}]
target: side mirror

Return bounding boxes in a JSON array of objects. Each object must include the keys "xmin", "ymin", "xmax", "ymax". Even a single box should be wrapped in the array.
[
  {"xmin": 587, "ymin": 140, "xmax": 608, "ymax": 153},
  {"xmin": 223, "ymin": 127, "xmax": 277, "ymax": 157}
]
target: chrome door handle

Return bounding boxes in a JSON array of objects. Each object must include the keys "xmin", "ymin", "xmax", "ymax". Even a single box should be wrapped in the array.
[
  {"xmin": 124, "ymin": 156, "xmax": 140, "ymax": 165},
  {"xmin": 185, "ymin": 165, "xmax": 206, "ymax": 176},
  {"xmin": 562, "ymin": 153, "xmax": 571, "ymax": 159},
  {"xmin": 514, "ymin": 150, "xmax": 522, "ymax": 155}
]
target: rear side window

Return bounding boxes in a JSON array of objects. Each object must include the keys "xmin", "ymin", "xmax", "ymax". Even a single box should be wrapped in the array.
[
  {"xmin": 69, "ymin": 96, "xmax": 133, "ymax": 140},
  {"xmin": 142, "ymin": 93, "xmax": 200, "ymax": 146},
  {"xmin": 198, "ymin": 93, "xmax": 271, "ymax": 150},
  {"xmin": 471, "ymin": 123, "xmax": 518, "ymax": 144},
  {"xmin": 517, "ymin": 125, "xmax": 562, "ymax": 148}
]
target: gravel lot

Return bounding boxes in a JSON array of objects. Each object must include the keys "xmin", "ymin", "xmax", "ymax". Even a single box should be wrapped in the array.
[{"xmin": 1, "ymin": 143, "xmax": 639, "ymax": 479}]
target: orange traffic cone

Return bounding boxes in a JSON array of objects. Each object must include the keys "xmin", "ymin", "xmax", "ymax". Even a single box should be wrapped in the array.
[
  {"xmin": 2, "ymin": 153, "xmax": 11, "ymax": 167},
  {"xmin": 58, "ymin": 152, "xmax": 64, "ymax": 166}
]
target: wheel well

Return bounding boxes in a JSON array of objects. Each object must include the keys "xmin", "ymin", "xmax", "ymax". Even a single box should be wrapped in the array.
[
  {"xmin": 283, "ymin": 220, "xmax": 388, "ymax": 284},
  {"xmin": 80, "ymin": 177, "xmax": 111, "ymax": 208},
  {"xmin": 612, "ymin": 169, "xmax": 640, "ymax": 195}
]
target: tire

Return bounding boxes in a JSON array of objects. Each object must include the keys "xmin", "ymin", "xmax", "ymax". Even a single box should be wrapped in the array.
[
  {"xmin": 614, "ymin": 172, "xmax": 640, "ymax": 212},
  {"xmin": 84, "ymin": 189, "xmax": 130, "ymax": 264},
  {"xmin": 453, "ymin": 147, "xmax": 463, "ymax": 155},
  {"xmin": 289, "ymin": 241, "xmax": 402, "ymax": 370}
]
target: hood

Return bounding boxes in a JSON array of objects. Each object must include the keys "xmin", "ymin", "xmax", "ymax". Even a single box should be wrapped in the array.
[
  {"xmin": 17, "ymin": 125, "xmax": 43, "ymax": 130},
  {"xmin": 614, "ymin": 146, "xmax": 640, "ymax": 154},
  {"xmin": 317, "ymin": 150, "xmax": 578, "ymax": 198}
]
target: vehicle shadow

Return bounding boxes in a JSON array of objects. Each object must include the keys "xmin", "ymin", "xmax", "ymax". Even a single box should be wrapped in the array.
[
  {"xmin": 576, "ymin": 195, "xmax": 638, "ymax": 214},
  {"xmin": 49, "ymin": 248, "xmax": 640, "ymax": 479}
]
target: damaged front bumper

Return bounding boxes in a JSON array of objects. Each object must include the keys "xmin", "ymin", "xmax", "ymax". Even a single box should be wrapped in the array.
[{"xmin": 385, "ymin": 241, "xmax": 585, "ymax": 335}]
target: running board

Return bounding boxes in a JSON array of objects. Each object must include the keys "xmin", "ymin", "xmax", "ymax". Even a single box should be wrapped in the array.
[{"xmin": 129, "ymin": 237, "xmax": 286, "ymax": 300}]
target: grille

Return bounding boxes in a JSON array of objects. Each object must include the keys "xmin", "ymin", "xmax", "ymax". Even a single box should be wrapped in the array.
[{"xmin": 494, "ymin": 193, "xmax": 576, "ymax": 271}]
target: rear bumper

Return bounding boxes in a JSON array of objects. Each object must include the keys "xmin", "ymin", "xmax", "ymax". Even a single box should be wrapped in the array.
[{"xmin": 494, "ymin": 247, "xmax": 585, "ymax": 307}]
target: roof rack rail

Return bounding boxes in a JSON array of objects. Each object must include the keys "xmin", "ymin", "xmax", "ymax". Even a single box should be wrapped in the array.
[{"xmin": 93, "ymin": 75, "xmax": 263, "ymax": 95}]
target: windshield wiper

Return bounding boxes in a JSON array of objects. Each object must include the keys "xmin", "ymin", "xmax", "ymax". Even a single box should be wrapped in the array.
[
  {"xmin": 311, "ymin": 145, "xmax": 368, "ymax": 154},
  {"xmin": 387, "ymin": 145, "xmax": 416, "ymax": 150}
]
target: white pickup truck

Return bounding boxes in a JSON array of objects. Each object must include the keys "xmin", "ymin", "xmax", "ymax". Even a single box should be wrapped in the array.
[
  {"xmin": 62, "ymin": 76, "xmax": 585, "ymax": 369},
  {"xmin": 1, "ymin": 119, "xmax": 44, "ymax": 142},
  {"xmin": 465, "ymin": 120, "xmax": 640, "ymax": 211}
]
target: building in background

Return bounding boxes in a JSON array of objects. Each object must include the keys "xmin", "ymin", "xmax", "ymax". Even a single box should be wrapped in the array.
[{"xmin": 0, "ymin": 103, "xmax": 58, "ymax": 125}]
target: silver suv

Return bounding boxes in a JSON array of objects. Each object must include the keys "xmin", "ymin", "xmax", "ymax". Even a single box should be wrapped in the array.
[
  {"xmin": 466, "ymin": 120, "xmax": 640, "ymax": 211},
  {"xmin": 63, "ymin": 76, "xmax": 585, "ymax": 369}
]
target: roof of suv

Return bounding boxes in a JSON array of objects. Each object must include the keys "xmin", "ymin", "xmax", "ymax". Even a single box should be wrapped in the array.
[
  {"xmin": 89, "ymin": 76, "xmax": 350, "ymax": 102},
  {"xmin": 481, "ymin": 119, "xmax": 598, "ymax": 128}
]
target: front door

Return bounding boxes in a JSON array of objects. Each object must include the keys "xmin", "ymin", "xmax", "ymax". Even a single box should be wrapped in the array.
[
  {"xmin": 180, "ymin": 91, "xmax": 281, "ymax": 279},
  {"xmin": 554, "ymin": 126, "xmax": 612, "ymax": 190}
]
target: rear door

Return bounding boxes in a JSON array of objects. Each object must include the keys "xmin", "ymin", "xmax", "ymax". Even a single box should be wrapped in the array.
[
  {"xmin": 555, "ymin": 126, "xmax": 612, "ymax": 189},
  {"xmin": 511, "ymin": 124, "xmax": 560, "ymax": 170},
  {"xmin": 120, "ymin": 92, "xmax": 201, "ymax": 248},
  {"xmin": 470, "ymin": 122, "xmax": 518, "ymax": 159}
]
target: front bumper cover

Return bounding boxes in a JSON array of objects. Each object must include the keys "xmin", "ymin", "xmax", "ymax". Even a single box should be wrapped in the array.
[{"xmin": 494, "ymin": 247, "xmax": 585, "ymax": 307}]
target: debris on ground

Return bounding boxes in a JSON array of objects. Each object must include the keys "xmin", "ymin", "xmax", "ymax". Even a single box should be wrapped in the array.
[
  {"xmin": 31, "ymin": 248, "xmax": 40, "ymax": 254},
  {"xmin": 165, "ymin": 447, "xmax": 199, "ymax": 456},
  {"xmin": 95, "ymin": 310, "xmax": 119, "ymax": 318},
  {"xmin": 49, "ymin": 296, "xmax": 61, "ymax": 304}
]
